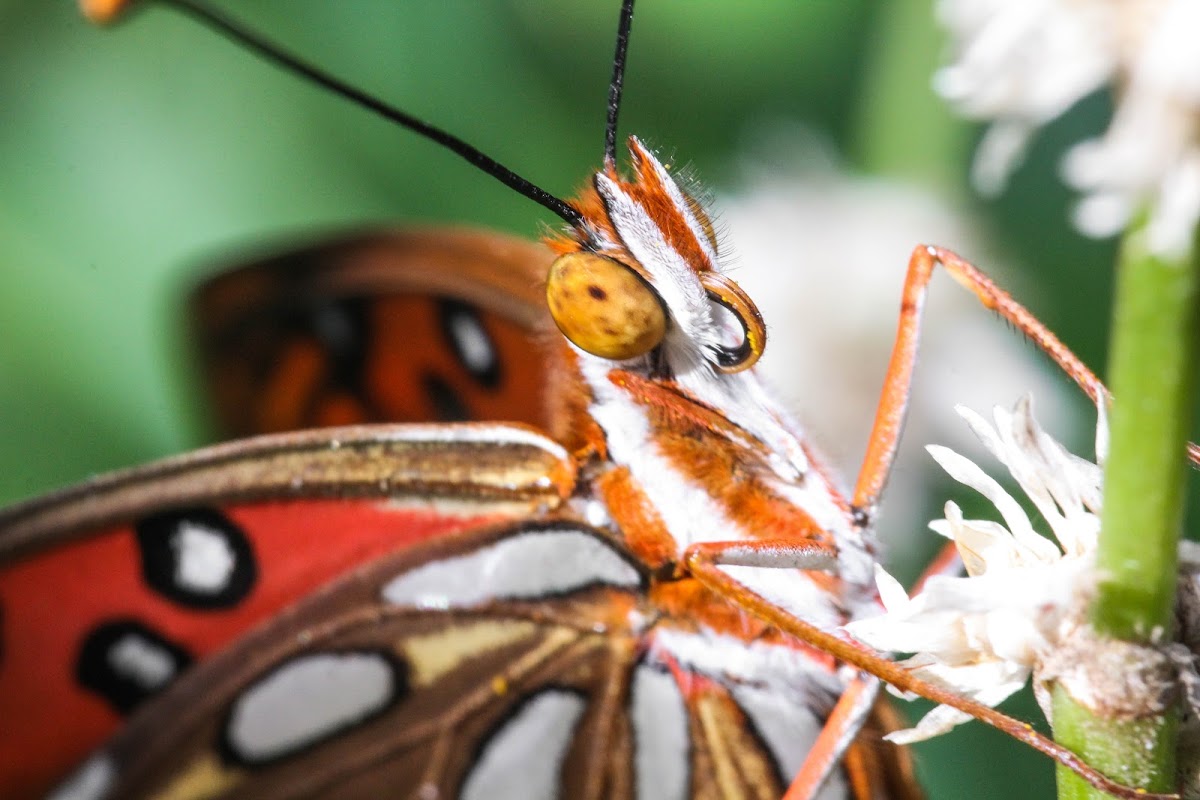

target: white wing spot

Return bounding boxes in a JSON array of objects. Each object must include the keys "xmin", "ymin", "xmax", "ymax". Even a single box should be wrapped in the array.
[
  {"xmin": 631, "ymin": 665, "xmax": 689, "ymax": 800},
  {"xmin": 461, "ymin": 690, "xmax": 586, "ymax": 800},
  {"xmin": 107, "ymin": 632, "xmax": 176, "ymax": 690},
  {"xmin": 447, "ymin": 309, "xmax": 497, "ymax": 378},
  {"xmin": 382, "ymin": 528, "xmax": 640, "ymax": 609},
  {"xmin": 47, "ymin": 754, "xmax": 116, "ymax": 800},
  {"xmin": 170, "ymin": 522, "xmax": 236, "ymax": 594},
  {"xmin": 226, "ymin": 652, "xmax": 397, "ymax": 763}
]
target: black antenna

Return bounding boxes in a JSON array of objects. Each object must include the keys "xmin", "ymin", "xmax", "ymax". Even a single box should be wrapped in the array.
[
  {"xmin": 603, "ymin": 0, "xmax": 637, "ymax": 169},
  {"xmin": 160, "ymin": 0, "xmax": 583, "ymax": 227}
]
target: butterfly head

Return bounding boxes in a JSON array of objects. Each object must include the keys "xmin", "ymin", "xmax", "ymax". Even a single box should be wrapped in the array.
[{"xmin": 545, "ymin": 137, "xmax": 765, "ymax": 378}]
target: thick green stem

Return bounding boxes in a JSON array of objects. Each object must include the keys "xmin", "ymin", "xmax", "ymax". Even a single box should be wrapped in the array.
[
  {"xmin": 1092, "ymin": 225, "xmax": 1200, "ymax": 638},
  {"xmin": 1053, "ymin": 684, "xmax": 1178, "ymax": 799},
  {"xmin": 1053, "ymin": 219, "xmax": 1200, "ymax": 798}
]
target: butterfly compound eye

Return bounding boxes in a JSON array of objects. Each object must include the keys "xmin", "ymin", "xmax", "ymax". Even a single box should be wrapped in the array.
[
  {"xmin": 699, "ymin": 272, "xmax": 765, "ymax": 373},
  {"xmin": 546, "ymin": 252, "xmax": 667, "ymax": 361}
]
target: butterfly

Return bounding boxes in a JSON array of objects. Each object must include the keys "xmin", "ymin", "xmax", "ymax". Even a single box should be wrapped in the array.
[{"xmin": 0, "ymin": 1, "xmax": 1180, "ymax": 799}]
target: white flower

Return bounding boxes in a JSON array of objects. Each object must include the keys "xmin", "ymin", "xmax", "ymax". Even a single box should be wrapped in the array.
[
  {"xmin": 844, "ymin": 395, "xmax": 1105, "ymax": 743},
  {"xmin": 936, "ymin": 0, "xmax": 1200, "ymax": 256}
]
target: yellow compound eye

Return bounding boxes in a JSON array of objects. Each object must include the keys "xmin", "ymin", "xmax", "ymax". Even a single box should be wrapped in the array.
[{"xmin": 546, "ymin": 252, "xmax": 667, "ymax": 361}]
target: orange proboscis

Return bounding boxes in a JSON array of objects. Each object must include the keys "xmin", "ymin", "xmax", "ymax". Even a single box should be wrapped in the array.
[{"xmin": 698, "ymin": 271, "xmax": 766, "ymax": 373}]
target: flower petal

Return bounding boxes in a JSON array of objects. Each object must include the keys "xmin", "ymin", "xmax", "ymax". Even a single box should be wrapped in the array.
[
  {"xmin": 874, "ymin": 563, "xmax": 911, "ymax": 613},
  {"xmin": 941, "ymin": 502, "xmax": 1025, "ymax": 575},
  {"xmin": 927, "ymin": 443, "xmax": 1059, "ymax": 561},
  {"xmin": 885, "ymin": 705, "xmax": 974, "ymax": 744}
]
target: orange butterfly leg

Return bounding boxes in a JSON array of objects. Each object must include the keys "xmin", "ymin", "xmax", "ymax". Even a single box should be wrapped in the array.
[
  {"xmin": 907, "ymin": 533, "xmax": 965, "ymax": 594},
  {"xmin": 810, "ymin": 693, "xmax": 924, "ymax": 800},
  {"xmin": 682, "ymin": 539, "xmax": 1173, "ymax": 800},
  {"xmin": 853, "ymin": 244, "xmax": 1199, "ymax": 519},
  {"xmin": 853, "ymin": 244, "xmax": 1200, "ymax": 594},
  {"xmin": 780, "ymin": 675, "xmax": 881, "ymax": 800}
]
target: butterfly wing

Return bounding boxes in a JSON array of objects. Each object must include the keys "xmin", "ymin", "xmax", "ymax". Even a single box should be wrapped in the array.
[
  {"xmin": 47, "ymin": 517, "xmax": 844, "ymax": 800},
  {"xmin": 8, "ymin": 227, "xmax": 915, "ymax": 798},
  {"xmin": 47, "ymin": 518, "xmax": 643, "ymax": 799},
  {"xmin": 0, "ymin": 227, "xmax": 566, "ymax": 795},
  {"xmin": 0, "ymin": 423, "xmax": 573, "ymax": 798},
  {"xmin": 189, "ymin": 228, "xmax": 556, "ymax": 437}
]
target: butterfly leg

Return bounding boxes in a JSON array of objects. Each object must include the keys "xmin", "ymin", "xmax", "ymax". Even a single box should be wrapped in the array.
[
  {"xmin": 682, "ymin": 539, "xmax": 1174, "ymax": 800},
  {"xmin": 779, "ymin": 674, "xmax": 881, "ymax": 800},
  {"xmin": 907, "ymin": 533, "xmax": 965, "ymax": 594},
  {"xmin": 852, "ymin": 243, "xmax": 1199, "ymax": 522}
]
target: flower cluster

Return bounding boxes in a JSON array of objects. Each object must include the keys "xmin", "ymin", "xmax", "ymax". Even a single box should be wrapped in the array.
[
  {"xmin": 845, "ymin": 396, "xmax": 1105, "ymax": 742},
  {"xmin": 936, "ymin": 0, "xmax": 1200, "ymax": 256}
]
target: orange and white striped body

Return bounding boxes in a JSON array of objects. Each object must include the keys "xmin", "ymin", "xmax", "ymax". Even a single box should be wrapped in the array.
[{"xmin": 541, "ymin": 137, "xmax": 888, "ymax": 797}]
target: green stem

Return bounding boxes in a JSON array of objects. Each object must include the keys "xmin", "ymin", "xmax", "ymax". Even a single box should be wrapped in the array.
[
  {"xmin": 1053, "ymin": 218, "xmax": 1200, "ymax": 798},
  {"xmin": 1053, "ymin": 684, "xmax": 1178, "ymax": 799},
  {"xmin": 1093, "ymin": 224, "xmax": 1200, "ymax": 639}
]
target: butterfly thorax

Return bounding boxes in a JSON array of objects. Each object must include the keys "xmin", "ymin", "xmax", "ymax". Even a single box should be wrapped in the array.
[{"xmin": 540, "ymin": 140, "xmax": 880, "ymax": 687}]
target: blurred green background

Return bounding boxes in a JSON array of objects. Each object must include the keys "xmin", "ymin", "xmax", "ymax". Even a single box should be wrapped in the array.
[{"xmin": 1, "ymin": 1, "xmax": 1196, "ymax": 797}]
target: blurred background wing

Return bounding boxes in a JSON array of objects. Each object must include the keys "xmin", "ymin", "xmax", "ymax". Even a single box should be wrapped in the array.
[{"xmin": 190, "ymin": 228, "xmax": 556, "ymax": 437}]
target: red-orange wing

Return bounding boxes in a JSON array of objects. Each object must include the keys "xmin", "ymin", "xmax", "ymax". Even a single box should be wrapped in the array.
[
  {"xmin": 0, "ymin": 423, "xmax": 573, "ymax": 798},
  {"xmin": 43, "ymin": 517, "xmax": 871, "ymax": 800},
  {"xmin": 189, "ymin": 228, "xmax": 556, "ymax": 437}
]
